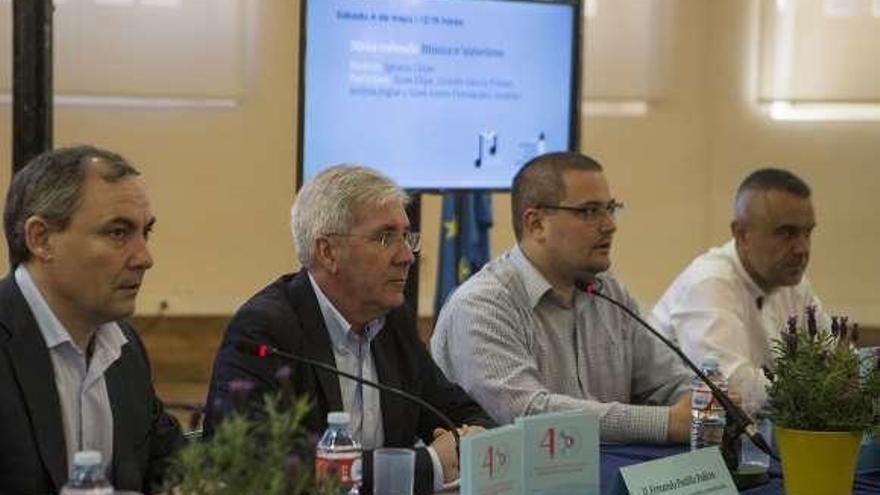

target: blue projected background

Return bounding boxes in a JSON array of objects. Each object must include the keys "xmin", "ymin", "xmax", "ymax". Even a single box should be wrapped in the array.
[{"xmin": 300, "ymin": 0, "xmax": 577, "ymax": 190}]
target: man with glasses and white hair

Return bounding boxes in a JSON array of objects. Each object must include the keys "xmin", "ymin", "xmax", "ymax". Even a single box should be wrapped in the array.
[
  {"xmin": 432, "ymin": 152, "xmax": 694, "ymax": 444},
  {"xmin": 205, "ymin": 165, "xmax": 491, "ymax": 494}
]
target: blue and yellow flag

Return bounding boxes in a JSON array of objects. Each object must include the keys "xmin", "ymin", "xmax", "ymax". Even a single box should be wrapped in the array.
[{"xmin": 434, "ymin": 192, "xmax": 493, "ymax": 315}]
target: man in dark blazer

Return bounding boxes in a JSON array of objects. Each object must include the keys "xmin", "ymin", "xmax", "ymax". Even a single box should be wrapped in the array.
[
  {"xmin": 205, "ymin": 165, "xmax": 492, "ymax": 494},
  {"xmin": 0, "ymin": 146, "xmax": 183, "ymax": 494}
]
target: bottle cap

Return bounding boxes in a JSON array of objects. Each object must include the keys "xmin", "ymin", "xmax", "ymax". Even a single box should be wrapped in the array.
[
  {"xmin": 73, "ymin": 450, "xmax": 103, "ymax": 467},
  {"xmin": 327, "ymin": 411, "xmax": 350, "ymax": 425},
  {"xmin": 701, "ymin": 357, "xmax": 721, "ymax": 370}
]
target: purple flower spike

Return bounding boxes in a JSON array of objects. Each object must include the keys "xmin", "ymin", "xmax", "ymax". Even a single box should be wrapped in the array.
[
  {"xmin": 831, "ymin": 316, "xmax": 839, "ymax": 337},
  {"xmin": 275, "ymin": 365, "xmax": 293, "ymax": 383},
  {"xmin": 275, "ymin": 365, "xmax": 294, "ymax": 403},
  {"xmin": 285, "ymin": 453, "xmax": 304, "ymax": 480},
  {"xmin": 806, "ymin": 305, "xmax": 818, "ymax": 338},
  {"xmin": 226, "ymin": 379, "xmax": 256, "ymax": 413},
  {"xmin": 840, "ymin": 316, "xmax": 849, "ymax": 341},
  {"xmin": 229, "ymin": 379, "xmax": 254, "ymax": 394},
  {"xmin": 782, "ymin": 329, "xmax": 797, "ymax": 355},
  {"xmin": 787, "ymin": 314, "xmax": 798, "ymax": 334},
  {"xmin": 228, "ymin": 378, "xmax": 256, "ymax": 405},
  {"xmin": 228, "ymin": 378, "xmax": 256, "ymax": 395}
]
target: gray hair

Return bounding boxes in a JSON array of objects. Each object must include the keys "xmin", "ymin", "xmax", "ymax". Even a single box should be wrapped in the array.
[
  {"xmin": 511, "ymin": 152, "xmax": 603, "ymax": 241},
  {"xmin": 734, "ymin": 167, "xmax": 811, "ymax": 221},
  {"xmin": 4, "ymin": 145, "xmax": 140, "ymax": 267},
  {"xmin": 291, "ymin": 165, "xmax": 409, "ymax": 267}
]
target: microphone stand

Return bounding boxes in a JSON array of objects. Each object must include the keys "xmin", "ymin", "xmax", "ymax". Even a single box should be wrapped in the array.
[
  {"xmin": 233, "ymin": 338, "xmax": 461, "ymax": 457},
  {"xmin": 577, "ymin": 280, "xmax": 776, "ymax": 488}
]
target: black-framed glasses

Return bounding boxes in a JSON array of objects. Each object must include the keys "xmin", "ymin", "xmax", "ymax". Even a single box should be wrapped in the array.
[
  {"xmin": 535, "ymin": 200, "xmax": 624, "ymax": 222},
  {"xmin": 325, "ymin": 230, "xmax": 422, "ymax": 253}
]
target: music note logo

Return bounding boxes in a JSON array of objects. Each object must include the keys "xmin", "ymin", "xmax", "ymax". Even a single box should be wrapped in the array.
[{"xmin": 474, "ymin": 131, "xmax": 499, "ymax": 168}]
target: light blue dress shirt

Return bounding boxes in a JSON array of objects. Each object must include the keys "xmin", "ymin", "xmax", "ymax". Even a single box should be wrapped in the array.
[
  {"xmin": 15, "ymin": 265, "xmax": 128, "ymax": 478},
  {"xmin": 308, "ymin": 273, "xmax": 446, "ymax": 491},
  {"xmin": 308, "ymin": 273, "xmax": 385, "ymax": 449}
]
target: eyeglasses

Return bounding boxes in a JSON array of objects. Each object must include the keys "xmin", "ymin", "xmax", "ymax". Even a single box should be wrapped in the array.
[
  {"xmin": 536, "ymin": 200, "xmax": 624, "ymax": 222},
  {"xmin": 325, "ymin": 230, "xmax": 422, "ymax": 253}
]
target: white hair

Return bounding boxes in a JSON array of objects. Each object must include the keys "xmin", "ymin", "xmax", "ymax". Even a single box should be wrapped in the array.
[{"xmin": 291, "ymin": 165, "xmax": 409, "ymax": 267}]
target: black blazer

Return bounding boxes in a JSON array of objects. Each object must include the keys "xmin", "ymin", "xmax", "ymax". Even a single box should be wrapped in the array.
[
  {"xmin": 204, "ymin": 270, "xmax": 492, "ymax": 494},
  {"xmin": 0, "ymin": 275, "xmax": 184, "ymax": 495}
]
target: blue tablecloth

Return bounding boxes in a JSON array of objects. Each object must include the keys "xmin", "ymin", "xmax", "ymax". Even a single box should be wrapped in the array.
[{"xmin": 600, "ymin": 443, "xmax": 880, "ymax": 494}]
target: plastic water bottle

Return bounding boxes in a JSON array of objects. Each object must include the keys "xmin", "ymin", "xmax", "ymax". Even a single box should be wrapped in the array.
[
  {"xmin": 315, "ymin": 411, "xmax": 362, "ymax": 494},
  {"xmin": 690, "ymin": 360, "xmax": 728, "ymax": 451},
  {"xmin": 60, "ymin": 450, "xmax": 113, "ymax": 495}
]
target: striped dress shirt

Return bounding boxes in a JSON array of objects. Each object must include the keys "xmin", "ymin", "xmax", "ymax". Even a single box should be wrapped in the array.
[{"xmin": 431, "ymin": 246, "xmax": 692, "ymax": 443}]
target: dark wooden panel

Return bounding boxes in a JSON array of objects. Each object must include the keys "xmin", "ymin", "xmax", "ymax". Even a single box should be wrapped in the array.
[{"xmin": 133, "ymin": 314, "xmax": 880, "ymax": 428}]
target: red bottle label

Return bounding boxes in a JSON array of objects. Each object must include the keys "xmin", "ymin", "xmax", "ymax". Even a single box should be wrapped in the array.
[{"xmin": 315, "ymin": 452, "xmax": 362, "ymax": 487}]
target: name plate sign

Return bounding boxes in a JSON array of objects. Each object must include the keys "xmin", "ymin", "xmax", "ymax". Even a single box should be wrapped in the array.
[
  {"xmin": 516, "ymin": 410, "xmax": 600, "ymax": 495},
  {"xmin": 461, "ymin": 424, "xmax": 524, "ymax": 495},
  {"xmin": 613, "ymin": 446, "xmax": 737, "ymax": 495}
]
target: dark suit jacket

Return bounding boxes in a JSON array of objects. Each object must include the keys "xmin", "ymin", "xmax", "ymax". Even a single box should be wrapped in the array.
[
  {"xmin": 0, "ymin": 275, "xmax": 184, "ymax": 495},
  {"xmin": 204, "ymin": 270, "xmax": 492, "ymax": 494}
]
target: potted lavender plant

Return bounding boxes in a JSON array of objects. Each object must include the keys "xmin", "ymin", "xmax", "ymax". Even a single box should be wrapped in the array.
[
  {"xmin": 766, "ymin": 307, "xmax": 880, "ymax": 495},
  {"xmin": 165, "ymin": 371, "xmax": 340, "ymax": 495}
]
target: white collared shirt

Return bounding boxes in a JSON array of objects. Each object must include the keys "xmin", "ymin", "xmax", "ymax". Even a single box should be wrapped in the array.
[
  {"xmin": 650, "ymin": 240, "xmax": 827, "ymax": 408},
  {"xmin": 15, "ymin": 265, "xmax": 127, "ymax": 479}
]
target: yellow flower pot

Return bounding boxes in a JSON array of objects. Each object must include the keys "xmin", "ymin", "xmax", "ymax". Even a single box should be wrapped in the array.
[{"xmin": 775, "ymin": 426, "xmax": 862, "ymax": 495}]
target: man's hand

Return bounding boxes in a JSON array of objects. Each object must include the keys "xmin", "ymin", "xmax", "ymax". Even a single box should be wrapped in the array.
[
  {"xmin": 431, "ymin": 428, "xmax": 459, "ymax": 483},
  {"xmin": 431, "ymin": 425, "xmax": 487, "ymax": 483},
  {"xmin": 667, "ymin": 392, "xmax": 692, "ymax": 444}
]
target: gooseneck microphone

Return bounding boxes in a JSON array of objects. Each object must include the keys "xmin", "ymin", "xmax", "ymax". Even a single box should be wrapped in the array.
[
  {"xmin": 575, "ymin": 279, "xmax": 778, "ymax": 462},
  {"xmin": 232, "ymin": 338, "xmax": 461, "ymax": 454}
]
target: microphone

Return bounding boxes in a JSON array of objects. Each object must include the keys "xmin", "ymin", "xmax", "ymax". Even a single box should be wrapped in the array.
[
  {"xmin": 232, "ymin": 337, "xmax": 461, "ymax": 455},
  {"xmin": 575, "ymin": 279, "xmax": 777, "ymax": 463}
]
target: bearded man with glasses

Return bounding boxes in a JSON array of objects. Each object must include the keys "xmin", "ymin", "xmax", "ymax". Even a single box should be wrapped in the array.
[
  {"xmin": 432, "ymin": 152, "xmax": 694, "ymax": 444},
  {"xmin": 205, "ymin": 165, "xmax": 491, "ymax": 494}
]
